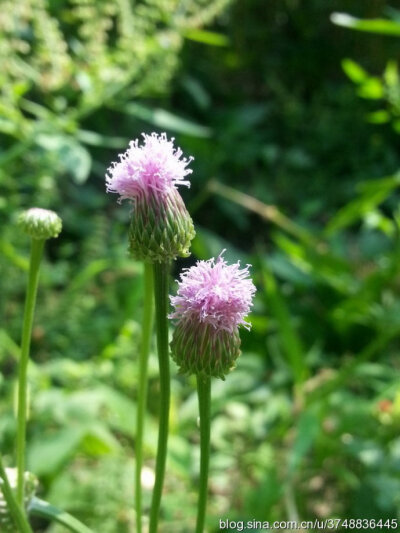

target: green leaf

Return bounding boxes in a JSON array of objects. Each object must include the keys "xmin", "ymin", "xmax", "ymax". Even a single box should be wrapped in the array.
[
  {"xmin": 326, "ymin": 174, "xmax": 400, "ymax": 234},
  {"xmin": 28, "ymin": 427, "xmax": 86, "ymax": 476},
  {"xmin": 60, "ymin": 142, "xmax": 92, "ymax": 184},
  {"xmin": 120, "ymin": 103, "xmax": 212, "ymax": 137},
  {"xmin": 268, "ymin": 252, "xmax": 313, "ymax": 286},
  {"xmin": 273, "ymin": 234, "xmax": 355, "ymax": 294},
  {"xmin": 357, "ymin": 78, "xmax": 384, "ymax": 99},
  {"xmin": 367, "ymin": 110, "xmax": 390, "ymax": 124},
  {"xmin": 28, "ymin": 421, "xmax": 121, "ymax": 476},
  {"xmin": 261, "ymin": 261, "xmax": 308, "ymax": 384},
  {"xmin": 288, "ymin": 410, "xmax": 320, "ymax": 475},
  {"xmin": 244, "ymin": 466, "xmax": 281, "ymax": 519},
  {"xmin": 384, "ymin": 60, "xmax": 399, "ymax": 86},
  {"xmin": 0, "ymin": 240, "xmax": 29, "ymax": 271},
  {"xmin": 77, "ymin": 129, "xmax": 129, "ymax": 149},
  {"xmin": 392, "ymin": 119, "xmax": 400, "ymax": 133},
  {"xmin": 36, "ymin": 135, "xmax": 92, "ymax": 183},
  {"xmin": 331, "ymin": 12, "xmax": 400, "ymax": 36},
  {"xmin": 0, "ymin": 118, "xmax": 18, "ymax": 135},
  {"xmin": 80, "ymin": 423, "xmax": 121, "ymax": 455},
  {"xmin": 67, "ymin": 259, "xmax": 115, "ymax": 292},
  {"xmin": 363, "ymin": 209, "xmax": 395, "ymax": 235},
  {"xmin": 183, "ymin": 29, "xmax": 230, "ymax": 47},
  {"xmin": 0, "ymin": 329, "xmax": 20, "ymax": 361},
  {"xmin": 342, "ymin": 59, "xmax": 368, "ymax": 84},
  {"xmin": 91, "ymin": 386, "xmax": 139, "ymax": 439},
  {"xmin": 29, "ymin": 498, "xmax": 95, "ymax": 533},
  {"xmin": 181, "ymin": 76, "xmax": 211, "ymax": 110}
]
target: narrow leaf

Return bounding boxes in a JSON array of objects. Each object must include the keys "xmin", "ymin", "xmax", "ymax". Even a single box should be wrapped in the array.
[
  {"xmin": 331, "ymin": 12, "xmax": 400, "ymax": 36},
  {"xmin": 183, "ymin": 29, "xmax": 230, "ymax": 47},
  {"xmin": 29, "ymin": 498, "xmax": 95, "ymax": 533},
  {"xmin": 120, "ymin": 103, "xmax": 212, "ymax": 137}
]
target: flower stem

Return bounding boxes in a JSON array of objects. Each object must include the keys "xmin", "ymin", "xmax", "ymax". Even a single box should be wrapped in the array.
[
  {"xmin": 135, "ymin": 262, "xmax": 154, "ymax": 533},
  {"xmin": 149, "ymin": 261, "xmax": 170, "ymax": 533},
  {"xmin": 196, "ymin": 375, "xmax": 211, "ymax": 533},
  {"xmin": 0, "ymin": 453, "xmax": 34, "ymax": 533},
  {"xmin": 16, "ymin": 238, "xmax": 45, "ymax": 506}
]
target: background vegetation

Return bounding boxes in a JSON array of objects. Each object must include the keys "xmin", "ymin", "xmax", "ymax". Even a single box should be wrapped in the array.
[{"xmin": 1, "ymin": 0, "xmax": 400, "ymax": 531}]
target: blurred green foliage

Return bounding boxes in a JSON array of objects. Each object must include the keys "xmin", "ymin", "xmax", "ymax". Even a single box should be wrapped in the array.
[{"xmin": 1, "ymin": 0, "xmax": 400, "ymax": 531}]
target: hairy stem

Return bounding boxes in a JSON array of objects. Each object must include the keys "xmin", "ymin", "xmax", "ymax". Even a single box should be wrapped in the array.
[
  {"xmin": 135, "ymin": 262, "xmax": 154, "ymax": 533},
  {"xmin": 196, "ymin": 375, "xmax": 211, "ymax": 533},
  {"xmin": 16, "ymin": 238, "xmax": 45, "ymax": 506},
  {"xmin": 149, "ymin": 262, "xmax": 170, "ymax": 533}
]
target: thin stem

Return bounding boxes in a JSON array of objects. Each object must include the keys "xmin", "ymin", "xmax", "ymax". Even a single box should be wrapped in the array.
[
  {"xmin": 196, "ymin": 375, "xmax": 211, "ymax": 533},
  {"xmin": 0, "ymin": 453, "xmax": 34, "ymax": 533},
  {"xmin": 135, "ymin": 262, "xmax": 154, "ymax": 533},
  {"xmin": 16, "ymin": 238, "xmax": 45, "ymax": 506},
  {"xmin": 149, "ymin": 262, "xmax": 170, "ymax": 533}
]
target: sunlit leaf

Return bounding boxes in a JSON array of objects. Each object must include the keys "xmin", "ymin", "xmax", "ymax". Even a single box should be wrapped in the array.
[
  {"xmin": 384, "ymin": 60, "xmax": 399, "ymax": 86},
  {"xmin": 367, "ymin": 110, "xmax": 390, "ymax": 124},
  {"xmin": 357, "ymin": 78, "xmax": 384, "ymax": 100},
  {"xmin": 183, "ymin": 29, "xmax": 230, "ymax": 47},
  {"xmin": 342, "ymin": 59, "xmax": 368, "ymax": 84},
  {"xmin": 331, "ymin": 12, "xmax": 400, "ymax": 36}
]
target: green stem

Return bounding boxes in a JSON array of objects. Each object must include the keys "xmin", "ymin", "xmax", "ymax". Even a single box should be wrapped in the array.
[
  {"xmin": 0, "ymin": 453, "xmax": 34, "ymax": 533},
  {"xmin": 196, "ymin": 375, "xmax": 211, "ymax": 533},
  {"xmin": 149, "ymin": 262, "xmax": 170, "ymax": 533},
  {"xmin": 135, "ymin": 262, "xmax": 154, "ymax": 533},
  {"xmin": 16, "ymin": 238, "xmax": 45, "ymax": 506}
]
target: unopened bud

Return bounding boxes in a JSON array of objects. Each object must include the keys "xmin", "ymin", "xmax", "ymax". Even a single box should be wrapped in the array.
[
  {"xmin": 19, "ymin": 208, "xmax": 62, "ymax": 240},
  {"xmin": 129, "ymin": 188, "xmax": 195, "ymax": 262}
]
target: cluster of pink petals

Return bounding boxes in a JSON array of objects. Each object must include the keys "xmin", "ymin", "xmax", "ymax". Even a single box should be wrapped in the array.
[
  {"xmin": 106, "ymin": 132, "xmax": 193, "ymax": 202},
  {"xmin": 169, "ymin": 252, "xmax": 256, "ymax": 333}
]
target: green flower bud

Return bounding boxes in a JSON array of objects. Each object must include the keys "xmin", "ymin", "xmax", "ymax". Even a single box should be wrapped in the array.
[
  {"xmin": 19, "ymin": 208, "xmax": 62, "ymax": 240},
  {"xmin": 129, "ymin": 188, "xmax": 195, "ymax": 262},
  {"xmin": 170, "ymin": 320, "xmax": 241, "ymax": 380},
  {"xmin": 0, "ymin": 468, "xmax": 38, "ymax": 532}
]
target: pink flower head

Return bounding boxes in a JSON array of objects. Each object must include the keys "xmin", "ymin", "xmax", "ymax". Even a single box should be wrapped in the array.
[
  {"xmin": 106, "ymin": 132, "xmax": 193, "ymax": 202},
  {"xmin": 170, "ymin": 252, "xmax": 256, "ymax": 333}
]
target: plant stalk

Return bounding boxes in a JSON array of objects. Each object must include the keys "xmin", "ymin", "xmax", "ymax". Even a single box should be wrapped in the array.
[
  {"xmin": 196, "ymin": 375, "xmax": 211, "ymax": 533},
  {"xmin": 149, "ymin": 261, "xmax": 170, "ymax": 533},
  {"xmin": 135, "ymin": 262, "xmax": 154, "ymax": 533},
  {"xmin": 16, "ymin": 238, "xmax": 45, "ymax": 506}
]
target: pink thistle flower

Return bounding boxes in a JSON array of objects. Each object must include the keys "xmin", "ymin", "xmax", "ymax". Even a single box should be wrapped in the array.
[
  {"xmin": 105, "ymin": 132, "xmax": 195, "ymax": 262},
  {"xmin": 170, "ymin": 252, "xmax": 256, "ymax": 332},
  {"xmin": 106, "ymin": 132, "xmax": 193, "ymax": 203},
  {"xmin": 169, "ymin": 252, "xmax": 256, "ymax": 378}
]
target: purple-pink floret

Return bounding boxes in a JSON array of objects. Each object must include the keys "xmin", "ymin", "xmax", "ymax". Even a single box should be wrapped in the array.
[
  {"xmin": 106, "ymin": 132, "xmax": 193, "ymax": 202},
  {"xmin": 169, "ymin": 252, "xmax": 256, "ymax": 333}
]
